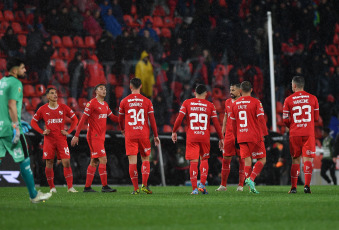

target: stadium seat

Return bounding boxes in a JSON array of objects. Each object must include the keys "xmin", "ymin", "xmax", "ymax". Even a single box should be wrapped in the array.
[
  {"xmin": 163, "ymin": 17, "xmax": 174, "ymax": 28},
  {"xmin": 73, "ymin": 36, "xmax": 85, "ymax": 48},
  {"xmin": 54, "ymin": 59, "xmax": 67, "ymax": 72},
  {"xmin": 14, "ymin": 11, "xmax": 25, "ymax": 23},
  {"xmin": 67, "ymin": 97, "xmax": 78, "ymax": 110},
  {"xmin": 17, "ymin": 34, "xmax": 26, "ymax": 46},
  {"xmin": 334, "ymin": 34, "xmax": 339, "ymax": 45},
  {"xmin": 170, "ymin": 81, "xmax": 182, "ymax": 99},
  {"xmin": 0, "ymin": 21, "xmax": 9, "ymax": 33},
  {"xmin": 51, "ymin": 49, "xmax": 58, "ymax": 59},
  {"xmin": 22, "ymin": 98, "xmax": 30, "ymax": 110},
  {"xmin": 213, "ymin": 99, "xmax": 223, "ymax": 113},
  {"xmin": 170, "ymin": 113, "xmax": 178, "ymax": 125},
  {"xmin": 178, "ymin": 126, "xmax": 185, "ymax": 133},
  {"xmin": 153, "ymin": 6, "xmax": 166, "ymax": 16},
  {"xmin": 78, "ymin": 98, "xmax": 88, "ymax": 109},
  {"xmin": 326, "ymin": 45, "xmax": 338, "ymax": 56},
  {"xmin": 143, "ymin": 16, "xmax": 153, "ymax": 24},
  {"xmin": 163, "ymin": 125, "xmax": 172, "ymax": 133},
  {"xmin": 107, "ymin": 73, "xmax": 117, "ymax": 85},
  {"xmin": 58, "ymin": 73, "xmax": 70, "ymax": 85},
  {"xmin": 0, "ymin": 58, "xmax": 6, "ymax": 71},
  {"xmin": 212, "ymin": 88, "xmax": 223, "ymax": 99},
  {"xmin": 0, "ymin": 11, "xmax": 3, "ymax": 21},
  {"xmin": 58, "ymin": 86, "xmax": 70, "ymax": 97},
  {"xmin": 335, "ymin": 23, "xmax": 339, "ymax": 34},
  {"xmin": 115, "ymin": 86, "xmax": 124, "ymax": 99},
  {"xmin": 174, "ymin": 17, "xmax": 183, "ymax": 25},
  {"xmin": 153, "ymin": 17, "xmax": 164, "ymax": 27},
  {"xmin": 11, "ymin": 22, "xmax": 23, "ymax": 34},
  {"xmin": 58, "ymin": 48, "xmax": 69, "ymax": 60},
  {"xmin": 331, "ymin": 56, "xmax": 338, "ymax": 67},
  {"xmin": 31, "ymin": 97, "xmax": 41, "ymax": 111},
  {"xmin": 58, "ymin": 97, "xmax": 66, "ymax": 104},
  {"xmin": 35, "ymin": 84, "xmax": 46, "ymax": 97},
  {"xmin": 85, "ymin": 36, "xmax": 96, "ymax": 49},
  {"xmin": 62, "ymin": 36, "xmax": 73, "ymax": 48},
  {"xmin": 276, "ymin": 101, "xmax": 283, "ymax": 113},
  {"xmin": 123, "ymin": 14, "xmax": 139, "ymax": 27},
  {"xmin": 153, "ymin": 27, "xmax": 161, "ymax": 36},
  {"xmin": 52, "ymin": 35, "xmax": 63, "ymax": 48},
  {"xmin": 4, "ymin": 10, "xmax": 14, "ymax": 21},
  {"xmin": 23, "ymin": 85, "xmax": 35, "ymax": 97}
]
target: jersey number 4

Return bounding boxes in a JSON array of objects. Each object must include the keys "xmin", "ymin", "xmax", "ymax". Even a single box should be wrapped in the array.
[
  {"xmin": 128, "ymin": 109, "xmax": 145, "ymax": 125},
  {"xmin": 292, "ymin": 105, "xmax": 311, "ymax": 123}
]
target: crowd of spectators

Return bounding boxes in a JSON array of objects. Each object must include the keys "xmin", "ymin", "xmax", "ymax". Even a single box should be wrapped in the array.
[{"xmin": 0, "ymin": 0, "xmax": 339, "ymax": 135}]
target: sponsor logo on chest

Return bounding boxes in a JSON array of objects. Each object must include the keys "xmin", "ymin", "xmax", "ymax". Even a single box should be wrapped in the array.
[{"xmin": 47, "ymin": 119, "xmax": 63, "ymax": 125}]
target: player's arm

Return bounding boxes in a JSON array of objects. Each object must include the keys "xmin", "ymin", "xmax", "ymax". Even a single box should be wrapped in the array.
[
  {"xmin": 282, "ymin": 99, "xmax": 290, "ymax": 128},
  {"xmin": 258, "ymin": 114, "xmax": 268, "ymax": 136},
  {"xmin": 64, "ymin": 114, "xmax": 78, "ymax": 135},
  {"xmin": 8, "ymin": 99, "xmax": 20, "ymax": 143},
  {"xmin": 71, "ymin": 113, "xmax": 88, "ymax": 146},
  {"xmin": 149, "ymin": 112, "xmax": 160, "ymax": 146},
  {"xmin": 30, "ymin": 115, "xmax": 44, "ymax": 135},
  {"xmin": 221, "ymin": 112, "xmax": 227, "ymax": 137},
  {"xmin": 212, "ymin": 116, "xmax": 224, "ymax": 150},
  {"xmin": 62, "ymin": 106, "xmax": 78, "ymax": 135},
  {"xmin": 108, "ymin": 109, "xmax": 119, "ymax": 123},
  {"xmin": 314, "ymin": 96, "xmax": 319, "ymax": 122}
]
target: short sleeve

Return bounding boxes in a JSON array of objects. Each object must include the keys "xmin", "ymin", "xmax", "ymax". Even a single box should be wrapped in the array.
[
  {"xmin": 119, "ymin": 100, "xmax": 125, "ymax": 115},
  {"xmin": 8, "ymin": 79, "xmax": 22, "ymax": 101},
  {"xmin": 64, "ymin": 104, "xmax": 75, "ymax": 118},
  {"xmin": 84, "ymin": 102, "xmax": 93, "ymax": 116},
  {"xmin": 256, "ymin": 100, "xmax": 265, "ymax": 117},
  {"xmin": 179, "ymin": 100, "xmax": 187, "ymax": 115},
  {"xmin": 32, "ymin": 107, "xmax": 42, "ymax": 122}
]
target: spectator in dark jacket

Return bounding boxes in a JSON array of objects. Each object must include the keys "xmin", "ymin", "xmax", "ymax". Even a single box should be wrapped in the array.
[
  {"xmin": 58, "ymin": 7, "xmax": 72, "ymax": 36},
  {"xmin": 111, "ymin": 0, "xmax": 125, "ymax": 27},
  {"xmin": 68, "ymin": 51, "xmax": 86, "ymax": 99},
  {"xmin": 69, "ymin": 6, "xmax": 84, "ymax": 36},
  {"xmin": 83, "ymin": 9, "xmax": 103, "ymax": 41},
  {"xmin": 44, "ymin": 8, "xmax": 60, "ymax": 34},
  {"xmin": 35, "ymin": 40, "xmax": 55, "ymax": 86},
  {"xmin": 0, "ymin": 26, "xmax": 22, "ymax": 58},
  {"xmin": 138, "ymin": 20, "xmax": 159, "ymax": 42},
  {"xmin": 96, "ymin": 30, "xmax": 115, "ymax": 62}
]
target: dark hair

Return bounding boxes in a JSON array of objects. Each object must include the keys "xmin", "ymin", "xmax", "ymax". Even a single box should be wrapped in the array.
[
  {"xmin": 45, "ymin": 87, "xmax": 57, "ymax": 95},
  {"xmin": 230, "ymin": 83, "xmax": 241, "ymax": 88},
  {"xmin": 292, "ymin": 76, "xmax": 305, "ymax": 89},
  {"xmin": 195, "ymin": 84, "xmax": 207, "ymax": 94},
  {"xmin": 94, "ymin": 83, "xmax": 106, "ymax": 92},
  {"xmin": 240, "ymin": 81, "xmax": 252, "ymax": 93},
  {"xmin": 130, "ymin": 78, "xmax": 142, "ymax": 89},
  {"xmin": 6, "ymin": 57, "xmax": 25, "ymax": 71}
]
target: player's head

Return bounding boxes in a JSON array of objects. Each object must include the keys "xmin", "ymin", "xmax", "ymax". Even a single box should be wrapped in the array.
[
  {"xmin": 45, "ymin": 87, "xmax": 58, "ymax": 102},
  {"xmin": 6, "ymin": 57, "xmax": 26, "ymax": 79},
  {"xmin": 230, "ymin": 83, "xmax": 241, "ymax": 99},
  {"xmin": 195, "ymin": 84, "xmax": 207, "ymax": 98},
  {"xmin": 240, "ymin": 81, "xmax": 252, "ymax": 95},
  {"xmin": 95, "ymin": 83, "xmax": 106, "ymax": 98},
  {"xmin": 130, "ymin": 78, "xmax": 142, "ymax": 90},
  {"xmin": 291, "ymin": 76, "xmax": 305, "ymax": 92}
]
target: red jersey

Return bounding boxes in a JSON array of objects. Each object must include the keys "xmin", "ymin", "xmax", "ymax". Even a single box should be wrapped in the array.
[
  {"xmin": 283, "ymin": 91, "xmax": 319, "ymax": 137},
  {"xmin": 224, "ymin": 98, "xmax": 235, "ymax": 139},
  {"xmin": 178, "ymin": 98, "xmax": 218, "ymax": 143},
  {"xmin": 84, "ymin": 98, "xmax": 113, "ymax": 140},
  {"xmin": 119, "ymin": 94, "xmax": 155, "ymax": 139},
  {"xmin": 230, "ymin": 96, "xmax": 268, "ymax": 143},
  {"xmin": 32, "ymin": 103, "xmax": 75, "ymax": 140}
]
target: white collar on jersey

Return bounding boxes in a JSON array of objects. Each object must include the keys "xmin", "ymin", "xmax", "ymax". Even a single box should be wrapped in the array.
[{"xmin": 48, "ymin": 104, "xmax": 59, "ymax": 110}]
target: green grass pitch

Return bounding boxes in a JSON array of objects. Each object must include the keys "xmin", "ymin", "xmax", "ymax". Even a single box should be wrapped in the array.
[{"xmin": 1, "ymin": 185, "xmax": 339, "ymax": 230}]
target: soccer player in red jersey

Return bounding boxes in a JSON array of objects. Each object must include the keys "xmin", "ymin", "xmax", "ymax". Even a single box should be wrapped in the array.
[
  {"xmin": 118, "ymin": 78, "xmax": 160, "ymax": 194},
  {"xmin": 172, "ymin": 84, "xmax": 223, "ymax": 195},
  {"xmin": 216, "ymin": 83, "xmax": 245, "ymax": 192},
  {"xmin": 71, "ymin": 84, "xmax": 119, "ymax": 193},
  {"xmin": 230, "ymin": 81, "xmax": 268, "ymax": 194},
  {"xmin": 283, "ymin": 76, "xmax": 319, "ymax": 194},
  {"xmin": 31, "ymin": 88, "xmax": 78, "ymax": 193}
]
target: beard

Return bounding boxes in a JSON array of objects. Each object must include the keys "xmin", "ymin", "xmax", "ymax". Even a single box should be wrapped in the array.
[{"xmin": 230, "ymin": 94, "xmax": 235, "ymax": 99}]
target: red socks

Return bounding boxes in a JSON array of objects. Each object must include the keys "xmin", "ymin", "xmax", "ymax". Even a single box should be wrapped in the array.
[
  {"xmin": 238, "ymin": 158, "xmax": 245, "ymax": 186},
  {"xmin": 190, "ymin": 161, "xmax": 198, "ymax": 190},
  {"xmin": 98, "ymin": 164, "xmax": 107, "ymax": 187},
  {"xmin": 129, "ymin": 164, "xmax": 139, "ymax": 191},
  {"xmin": 85, "ymin": 165, "xmax": 96, "ymax": 187},
  {"xmin": 250, "ymin": 161, "xmax": 264, "ymax": 181},
  {"xmin": 244, "ymin": 166, "xmax": 252, "ymax": 179},
  {"xmin": 221, "ymin": 158, "xmax": 231, "ymax": 187},
  {"xmin": 200, "ymin": 160, "xmax": 209, "ymax": 185},
  {"xmin": 63, "ymin": 167, "xmax": 73, "ymax": 189},
  {"xmin": 142, "ymin": 161, "xmax": 150, "ymax": 186},
  {"xmin": 45, "ymin": 167, "xmax": 55, "ymax": 189},
  {"xmin": 291, "ymin": 164, "xmax": 300, "ymax": 188},
  {"xmin": 304, "ymin": 161, "xmax": 313, "ymax": 187}
]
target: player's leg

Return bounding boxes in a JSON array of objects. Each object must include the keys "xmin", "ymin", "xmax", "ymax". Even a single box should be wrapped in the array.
[
  {"xmin": 198, "ymin": 143, "xmax": 209, "ymax": 194},
  {"xmin": 249, "ymin": 157, "xmax": 266, "ymax": 182},
  {"xmin": 217, "ymin": 138, "xmax": 235, "ymax": 191},
  {"xmin": 43, "ymin": 139, "xmax": 56, "ymax": 192},
  {"xmin": 289, "ymin": 136, "xmax": 302, "ymax": 193},
  {"xmin": 97, "ymin": 155, "xmax": 116, "ymax": 192},
  {"xmin": 186, "ymin": 142, "xmax": 199, "ymax": 194},
  {"xmin": 329, "ymin": 160, "xmax": 337, "ymax": 185},
  {"xmin": 61, "ymin": 159, "xmax": 77, "ymax": 192},
  {"xmin": 84, "ymin": 158, "xmax": 98, "ymax": 192},
  {"xmin": 126, "ymin": 139, "xmax": 140, "ymax": 194},
  {"xmin": 302, "ymin": 136, "xmax": 316, "ymax": 193},
  {"xmin": 320, "ymin": 159, "xmax": 331, "ymax": 184},
  {"xmin": 139, "ymin": 138, "xmax": 152, "ymax": 193},
  {"xmin": 45, "ymin": 159, "xmax": 56, "ymax": 192},
  {"xmin": 238, "ymin": 156, "xmax": 245, "ymax": 190}
]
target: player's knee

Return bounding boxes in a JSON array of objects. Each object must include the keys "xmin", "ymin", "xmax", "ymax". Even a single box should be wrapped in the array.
[
  {"xmin": 46, "ymin": 159, "xmax": 54, "ymax": 168},
  {"xmin": 259, "ymin": 157, "xmax": 266, "ymax": 165},
  {"xmin": 62, "ymin": 159, "xmax": 71, "ymax": 168}
]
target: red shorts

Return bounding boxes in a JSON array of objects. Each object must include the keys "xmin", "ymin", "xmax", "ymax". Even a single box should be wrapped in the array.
[
  {"xmin": 186, "ymin": 142, "xmax": 210, "ymax": 160},
  {"xmin": 289, "ymin": 136, "xmax": 316, "ymax": 158},
  {"xmin": 239, "ymin": 141, "xmax": 266, "ymax": 159},
  {"xmin": 43, "ymin": 137, "xmax": 70, "ymax": 160},
  {"xmin": 125, "ymin": 138, "xmax": 151, "ymax": 157},
  {"xmin": 223, "ymin": 137, "xmax": 240, "ymax": 157},
  {"xmin": 87, "ymin": 138, "xmax": 106, "ymax": 158}
]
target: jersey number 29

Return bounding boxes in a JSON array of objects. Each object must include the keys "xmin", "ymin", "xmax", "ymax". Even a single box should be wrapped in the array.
[{"xmin": 190, "ymin": 113, "xmax": 208, "ymax": 130}]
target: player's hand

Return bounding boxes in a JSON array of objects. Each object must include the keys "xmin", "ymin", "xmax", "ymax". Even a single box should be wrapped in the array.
[
  {"xmin": 219, "ymin": 139, "xmax": 224, "ymax": 150},
  {"xmin": 43, "ymin": 129, "xmax": 50, "ymax": 135},
  {"xmin": 121, "ymin": 130, "xmax": 125, "ymax": 137},
  {"xmin": 12, "ymin": 125, "xmax": 20, "ymax": 144},
  {"xmin": 61, "ymin": 130, "xmax": 69, "ymax": 136},
  {"xmin": 154, "ymin": 136, "xmax": 160, "ymax": 146},
  {"xmin": 21, "ymin": 121, "xmax": 32, "ymax": 134},
  {"xmin": 71, "ymin": 136, "xmax": 79, "ymax": 146},
  {"xmin": 172, "ymin": 132, "xmax": 177, "ymax": 143}
]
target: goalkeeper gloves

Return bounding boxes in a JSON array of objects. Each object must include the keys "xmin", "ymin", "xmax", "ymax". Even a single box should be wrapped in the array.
[{"xmin": 21, "ymin": 120, "xmax": 32, "ymax": 134}]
